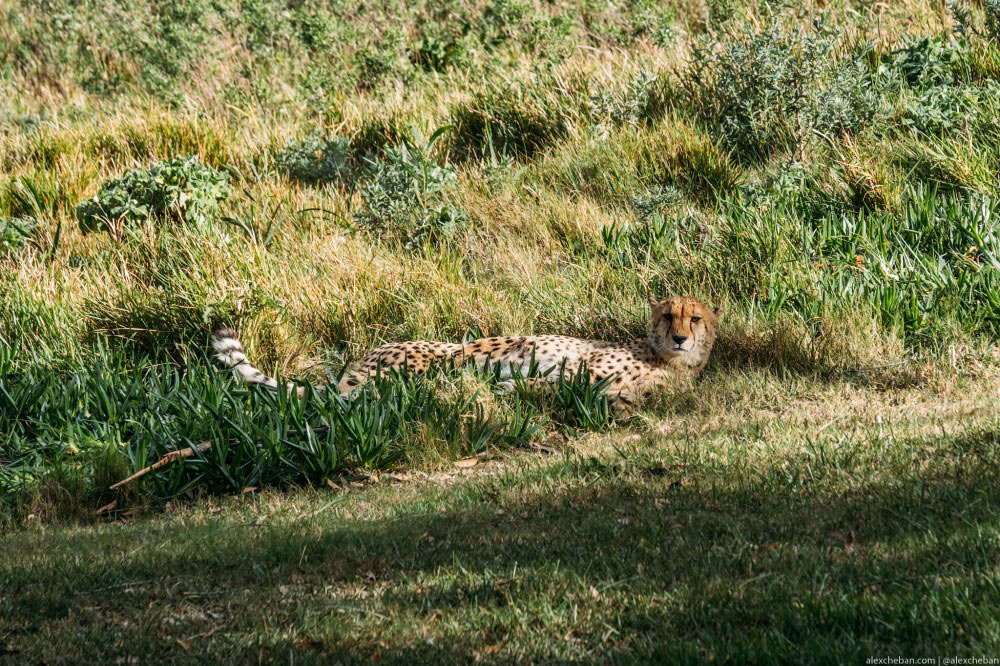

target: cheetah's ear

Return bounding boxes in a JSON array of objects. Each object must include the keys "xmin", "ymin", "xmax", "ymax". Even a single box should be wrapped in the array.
[
  {"xmin": 648, "ymin": 296, "xmax": 668, "ymax": 311},
  {"xmin": 712, "ymin": 306, "xmax": 724, "ymax": 318}
]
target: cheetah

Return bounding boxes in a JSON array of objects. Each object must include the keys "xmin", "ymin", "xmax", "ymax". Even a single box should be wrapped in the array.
[{"xmin": 212, "ymin": 296, "xmax": 722, "ymax": 410}]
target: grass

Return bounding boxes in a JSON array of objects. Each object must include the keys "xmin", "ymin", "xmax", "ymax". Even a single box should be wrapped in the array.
[
  {"xmin": 3, "ymin": 0, "xmax": 1000, "ymax": 659},
  {"xmin": 3, "ymin": 371, "xmax": 1000, "ymax": 662}
]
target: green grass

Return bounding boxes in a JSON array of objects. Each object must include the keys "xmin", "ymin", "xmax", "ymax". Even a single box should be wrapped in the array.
[
  {"xmin": 3, "ymin": 372, "xmax": 999, "ymax": 662},
  {"xmin": 4, "ymin": 0, "xmax": 1000, "ymax": 659}
]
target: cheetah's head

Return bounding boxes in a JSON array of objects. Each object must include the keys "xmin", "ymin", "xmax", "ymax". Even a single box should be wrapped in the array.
[{"xmin": 647, "ymin": 296, "xmax": 722, "ymax": 370}]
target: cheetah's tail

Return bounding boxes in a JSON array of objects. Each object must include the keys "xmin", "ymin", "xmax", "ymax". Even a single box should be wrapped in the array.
[{"xmin": 211, "ymin": 327, "xmax": 280, "ymax": 389}]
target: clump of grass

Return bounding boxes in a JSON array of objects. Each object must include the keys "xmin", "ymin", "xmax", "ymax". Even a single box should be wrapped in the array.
[
  {"xmin": 716, "ymin": 181, "xmax": 1000, "ymax": 343},
  {"xmin": 76, "ymin": 156, "xmax": 230, "ymax": 237},
  {"xmin": 350, "ymin": 116, "xmax": 406, "ymax": 161},
  {"xmin": 449, "ymin": 86, "xmax": 568, "ymax": 161},
  {"xmin": 356, "ymin": 28, "xmax": 413, "ymax": 88}
]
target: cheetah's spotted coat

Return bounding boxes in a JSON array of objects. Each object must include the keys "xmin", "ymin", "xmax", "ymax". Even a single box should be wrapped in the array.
[{"xmin": 212, "ymin": 296, "xmax": 721, "ymax": 409}]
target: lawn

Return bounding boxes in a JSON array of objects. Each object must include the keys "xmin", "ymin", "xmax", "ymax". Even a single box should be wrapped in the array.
[
  {"xmin": 3, "ymin": 0, "xmax": 1000, "ymax": 661},
  {"xmin": 4, "ymin": 372, "xmax": 1000, "ymax": 662}
]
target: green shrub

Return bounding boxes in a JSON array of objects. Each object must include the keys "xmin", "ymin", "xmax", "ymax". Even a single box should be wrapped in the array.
[
  {"xmin": 628, "ymin": 185, "xmax": 683, "ymax": 221},
  {"xmin": 629, "ymin": 1, "xmax": 677, "ymax": 47},
  {"xmin": 987, "ymin": 0, "xmax": 1000, "ymax": 42},
  {"xmin": 684, "ymin": 18, "xmax": 838, "ymax": 160},
  {"xmin": 478, "ymin": 0, "xmax": 530, "ymax": 50},
  {"xmin": 685, "ymin": 18, "xmax": 887, "ymax": 159},
  {"xmin": 76, "ymin": 156, "xmax": 230, "ymax": 235},
  {"xmin": 806, "ymin": 59, "xmax": 882, "ymax": 137},
  {"xmin": 902, "ymin": 82, "xmax": 995, "ymax": 134},
  {"xmin": 0, "ymin": 216, "xmax": 39, "ymax": 253},
  {"xmin": 412, "ymin": 19, "xmax": 477, "ymax": 74},
  {"xmin": 354, "ymin": 130, "xmax": 465, "ymax": 248},
  {"xmin": 879, "ymin": 36, "xmax": 971, "ymax": 90},
  {"xmin": 524, "ymin": 14, "xmax": 574, "ymax": 61},
  {"xmin": 275, "ymin": 133, "xmax": 352, "ymax": 185},
  {"xmin": 589, "ymin": 70, "xmax": 670, "ymax": 131}
]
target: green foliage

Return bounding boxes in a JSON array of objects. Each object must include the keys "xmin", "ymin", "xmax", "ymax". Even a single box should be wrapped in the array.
[
  {"xmin": 354, "ymin": 129, "xmax": 465, "ymax": 248},
  {"xmin": 450, "ymin": 87, "xmax": 567, "ymax": 161},
  {"xmin": 685, "ymin": 18, "xmax": 879, "ymax": 159},
  {"xmin": 503, "ymin": 361, "xmax": 615, "ymax": 433},
  {"xmin": 595, "ymin": 215, "xmax": 687, "ymax": 270},
  {"xmin": 76, "ymin": 156, "xmax": 230, "ymax": 235},
  {"xmin": 413, "ymin": 34, "xmax": 466, "ymax": 73},
  {"xmin": 880, "ymin": 36, "xmax": 971, "ymax": 90},
  {"xmin": 628, "ymin": 185, "xmax": 683, "ymax": 221},
  {"xmin": 684, "ymin": 19, "xmax": 832, "ymax": 159},
  {"xmin": 806, "ymin": 59, "xmax": 882, "ymax": 137},
  {"xmin": 877, "ymin": 36, "xmax": 994, "ymax": 136},
  {"xmin": 718, "ymin": 182, "xmax": 1000, "ymax": 340},
  {"xmin": 274, "ymin": 133, "xmax": 352, "ymax": 185},
  {"xmin": 478, "ymin": 0, "xmax": 531, "ymax": 49},
  {"xmin": 987, "ymin": 0, "xmax": 1000, "ymax": 42},
  {"xmin": 902, "ymin": 82, "xmax": 996, "ymax": 134},
  {"xmin": 628, "ymin": 0, "xmax": 677, "ymax": 47},
  {"xmin": 0, "ymin": 350, "xmax": 628, "ymax": 506},
  {"xmin": 356, "ymin": 29, "xmax": 413, "ymax": 88},
  {"xmin": 0, "ymin": 216, "xmax": 38, "ymax": 253},
  {"xmin": 589, "ymin": 70, "xmax": 670, "ymax": 131}
]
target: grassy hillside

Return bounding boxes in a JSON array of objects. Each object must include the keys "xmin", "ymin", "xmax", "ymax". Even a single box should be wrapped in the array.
[{"xmin": 3, "ymin": 0, "xmax": 1000, "ymax": 659}]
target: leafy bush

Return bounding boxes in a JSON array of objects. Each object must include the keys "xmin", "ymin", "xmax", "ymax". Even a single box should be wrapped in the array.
[
  {"xmin": 450, "ymin": 88, "xmax": 567, "ymax": 161},
  {"xmin": 629, "ymin": 0, "xmax": 677, "ymax": 47},
  {"xmin": 685, "ymin": 17, "xmax": 888, "ymax": 158},
  {"xmin": 879, "ymin": 36, "xmax": 970, "ymax": 90},
  {"xmin": 628, "ymin": 185, "xmax": 683, "ymax": 220},
  {"xmin": 275, "ymin": 133, "xmax": 352, "ymax": 185},
  {"xmin": 589, "ymin": 70, "xmax": 670, "ymax": 131},
  {"xmin": 806, "ymin": 59, "xmax": 882, "ymax": 137},
  {"xmin": 354, "ymin": 129, "xmax": 465, "ymax": 248},
  {"xmin": 478, "ymin": 0, "xmax": 531, "ymax": 50},
  {"xmin": 684, "ymin": 19, "xmax": 839, "ymax": 160},
  {"xmin": 902, "ymin": 82, "xmax": 994, "ymax": 134},
  {"xmin": 0, "ymin": 216, "xmax": 39, "ymax": 253},
  {"xmin": 413, "ymin": 34, "xmax": 466, "ymax": 72},
  {"xmin": 76, "ymin": 156, "xmax": 230, "ymax": 235}
]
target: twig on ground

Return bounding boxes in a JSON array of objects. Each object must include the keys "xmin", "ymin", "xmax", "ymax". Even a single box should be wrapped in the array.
[{"xmin": 110, "ymin": 441, "xmax": 212, "ymax": 490}]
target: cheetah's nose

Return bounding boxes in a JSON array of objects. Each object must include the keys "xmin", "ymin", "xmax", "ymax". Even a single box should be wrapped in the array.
[{"xmin": 672, "ymin": 335, "xmax": 687, "ymax": 345}]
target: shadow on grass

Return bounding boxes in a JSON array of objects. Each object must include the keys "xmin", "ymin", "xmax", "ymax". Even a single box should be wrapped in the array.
[
  {"xmin": 708, "ymin": 324, "xmax": 926, "ymax": 391},
  {"xmin": 3, "ymin": 428, "xmax": 999, "ymax": 663}
]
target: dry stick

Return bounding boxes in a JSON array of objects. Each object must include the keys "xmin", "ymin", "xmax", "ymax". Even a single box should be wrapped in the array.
[{"xmin": 110, "ymin": 440, "xmax": 213, "ymax": 491}]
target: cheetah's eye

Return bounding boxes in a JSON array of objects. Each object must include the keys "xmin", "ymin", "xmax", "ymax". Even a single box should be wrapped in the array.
[{"xmin": 690, "ymin": 316, "xmax": 702, "ymax": 323}]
